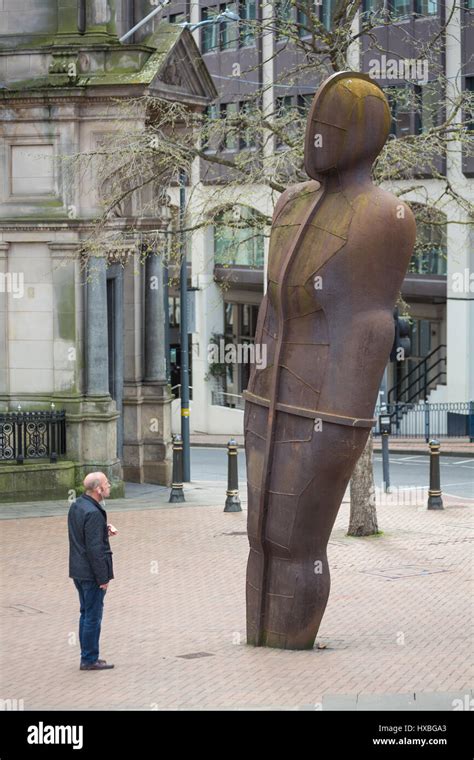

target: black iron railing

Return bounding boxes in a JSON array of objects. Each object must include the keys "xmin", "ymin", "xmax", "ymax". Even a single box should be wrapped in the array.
[
  {"xmin": 388, "ymin": 344, "xmax": 447, "ymax": 404},
  {"xmin": 0, "ymin": 410, "xmax": 66, "ymax": 463},
  {"xmin": 374, "ymin": 401, "xmax": 474, "ymax": 441}
]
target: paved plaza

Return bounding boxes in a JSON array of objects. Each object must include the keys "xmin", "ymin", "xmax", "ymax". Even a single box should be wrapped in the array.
[{"xmin": 0, "ymin": 480, "xmax": 472, "ymax": 711}]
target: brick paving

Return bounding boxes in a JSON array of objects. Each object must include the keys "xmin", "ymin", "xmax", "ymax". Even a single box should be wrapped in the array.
[{"xmin": 0, "ymin": 488, "xmax": 472, "ymax": 710}]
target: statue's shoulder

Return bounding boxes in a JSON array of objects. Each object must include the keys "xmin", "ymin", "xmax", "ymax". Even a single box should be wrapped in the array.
[
  {"xmin": 272, "ymin": 180, "xmax": 320, "ymax": 223},
  {"xmin": 354, "ymin": 186, "xmax": 416, "ymax": 237},
  {"xmin": 354, "ymin": 186, "xmax": 415, "ymax": 221}
]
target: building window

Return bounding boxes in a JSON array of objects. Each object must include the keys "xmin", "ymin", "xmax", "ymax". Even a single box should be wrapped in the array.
[
  {"xmin": 201, "ymin": 6, "xmax": 220, "ymax": 52},
  {"xmin": 275, "ymin": 94, "xmax": 311, "ymax": 146},
  {"xmin": 363, "ymin": 0, "xmax": 386, "ymax": 10},
  {"xmin": 296, "ymin": 5, "xmax": 310, "ymax": 37},
  {"xmin": 414, "ymin": 83, "xmax": 440, "ymax": 134},
  {"xmin": 10, "ymin": 144, "xmax": 55, "ymax": 196},
  {"xmin": 409, "ymin": 206, "xmax": 447, "ymax": 275},
  {"xmin": 223, "ymin": 302, "xmax": 260, "ymax": 394},
  {"xmin": 275, "ymin": 95, "xmax": 294, "ymax": 147},
  {"xmin": 386, "ymin": 85, "xmax": 440, "ymax": 137},
  {"xmin": 217, "ymin": 101, "xmax": 259, "ymax": 151},
  {"xmin": 220, "ymin": 102, "xmax": 239, "ymax": 150},
  {"xmin": 221, "ymin": 1, "xmax": 239, "ymax": 48},
  {"xmin": 466, "ymin": 77, "xmax": 474, "ymax": 131},
  {"xmin": 386, "ymin": 87, "xmax": 414, "ymax": 137},
  {"xmin": 390, "ymin": 0, "xmax": 412, "ymax": 16},
  {"xmin": 169, "ymin": 12, "xmax": 186, "ymax": 24},
  {"xmin": 240, "ymin": 0, "xmax": 257, "ymax": 46},
  {"xmin": 168, "ymin": 296, "xmax": 180, "ymax": 327},
  {"xmin": 275, "ymin": 0, "xmax": 293, "ymax": 39},
  {"xmin": 322, "ymin": 0, "xmax": 335, "ymax": 30},
  {"xmin": 275, "ymin": 95, "xmax": 294, "ymax": 117},
  {"xmin": 201, "ymin": 3, "xmax": 241, "ymax": 52},
  {"xmin": 297, "ymin": 93, "xmax": 314, "ymax": 114},
  {"xmin": 414, "ymin": 0, "xmax": 437, "ymax": 14},
  {"xmin": 202, "ymin": 104, "xmax": 220, "ymax": 152},
  {"xmin": 239, "ymin": 101, "xmax": 257, "ymax": 149},
  {"xmin": 214, "ymin": 206, "xmax": 265, "ymax": 267}
]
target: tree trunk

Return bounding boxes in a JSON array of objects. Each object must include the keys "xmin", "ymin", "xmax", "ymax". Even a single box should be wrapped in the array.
[{"xmin": 348, "ymin": 433, "xmax": 379, "ymax": 537}]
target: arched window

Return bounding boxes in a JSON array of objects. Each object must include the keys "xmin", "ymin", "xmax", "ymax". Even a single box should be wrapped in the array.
[
  {"xmin": 214, "ymin": 206, "xmax": 265, "ymax": 267},
  {"xmin": 409, "ymin": 205, "xmax": 447, "ymax": 275}
]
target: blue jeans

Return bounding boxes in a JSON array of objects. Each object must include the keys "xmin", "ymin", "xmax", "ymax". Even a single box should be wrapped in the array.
[{"xmin": 73, "ymin": 579, "xmax": 107, "ymax": 664}]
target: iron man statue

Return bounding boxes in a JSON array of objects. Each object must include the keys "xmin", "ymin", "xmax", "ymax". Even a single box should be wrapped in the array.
[{"xmin": 243, "ymin": 72, "xmax": 416, "ymax": 649}]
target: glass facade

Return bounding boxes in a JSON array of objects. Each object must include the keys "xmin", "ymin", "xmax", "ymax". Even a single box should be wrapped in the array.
[
  {"xmin": 275, "ymin": 0, "xmax": 293, "ymax": 39},
  {"xmin": 410, "ymin": 206, "xmax": 447, "ymax": 275},
  {"xmin": 214, "ymin": 206, "xmax": 265, "ymax": 267},
  {"xmin": 240, "ymin": 0, "xmax": 257, "ymax": 46},
  {"xmin": 414, "ymin": 0, "xmax": 438, "ymax": 14},
  {"xmin": 414, "ymin": 83, "xmax": 439, "ymax": 134},
  {"xmin": 220, "ymin": 102, "xmax": 239, "ymax": 150},
  {"xmin": 224, "ymin": 302, "xmax": 260, "ymax": 394},
  {"xmin": 201, "ymin": 6, "xmax": 219, "ymax": 52},
  {"xmin": 322, "ymin": 0, "xmax": 334, "ymax": 30},
  {"xmin": 391, "ymin": 0, "xmax": 411, "ymax": 16},
  {"xmin": 221, "ymin": 1, "xmax": 239, "ymax": 48}
]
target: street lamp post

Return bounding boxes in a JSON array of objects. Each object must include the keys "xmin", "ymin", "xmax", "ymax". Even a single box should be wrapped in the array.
[{"xmin": 179, "ymin": 170, "xmax": 191, "ymax": 482}]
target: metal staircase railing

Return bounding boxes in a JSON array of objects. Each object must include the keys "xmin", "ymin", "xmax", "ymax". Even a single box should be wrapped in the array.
[{"xmin": 388, "ymin": 344, "xmax": 447, "ymax": 405}]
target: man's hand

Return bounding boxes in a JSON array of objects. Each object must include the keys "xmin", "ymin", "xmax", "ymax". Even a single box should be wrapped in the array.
[
  {"xmin": 107, "ymin": 523, "xmax": 118, "ymax": 536},
  {"xmin": 99, "ymin": 583, "xmax": 109, "ymax": 590}
]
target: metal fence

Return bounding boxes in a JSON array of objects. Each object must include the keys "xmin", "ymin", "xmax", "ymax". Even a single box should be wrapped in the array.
[
  {"xmin": 211, "ymin": 390, "xmax": 245, "ymax": 411},
  {"xmin": 374, "ymin": 402, "xmax": 474, "ymax": 441},
  {"xmin": 0, "ymin": 410, "xmax": 66, "ymax": 463},
  {"xmin": 210, "ymin": 394, "xmax": 474, "ymax": 440}
]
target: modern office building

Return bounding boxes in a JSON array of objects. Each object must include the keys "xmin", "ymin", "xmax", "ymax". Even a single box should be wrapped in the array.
[{"xmin": 155, "ymin": 0, "xmax": 473, "ymax": 435}]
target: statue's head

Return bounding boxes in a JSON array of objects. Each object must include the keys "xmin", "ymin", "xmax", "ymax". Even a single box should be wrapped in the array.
[{"xmin": 304, "ymin": 72, "xmax": 391, "ymax": 178}]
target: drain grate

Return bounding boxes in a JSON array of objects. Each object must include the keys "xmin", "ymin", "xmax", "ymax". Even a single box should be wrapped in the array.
[
  {"xmin": 176, "ymin": 652, "xmax": 215, "ymax": 660},
  {"xmin": 220, "ymin": 531, "xmax": 247, "ymax": 536}
]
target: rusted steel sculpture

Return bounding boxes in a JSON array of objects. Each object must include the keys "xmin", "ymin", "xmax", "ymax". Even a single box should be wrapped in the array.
[{"xmin": 243, "ymin": 72, "xmax": 416, "ymax": 649}]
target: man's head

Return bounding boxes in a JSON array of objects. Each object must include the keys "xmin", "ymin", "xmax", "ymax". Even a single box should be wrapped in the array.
[{"xmin": 83, "ymin": 472, "xmax": 111, "ymax": 502}]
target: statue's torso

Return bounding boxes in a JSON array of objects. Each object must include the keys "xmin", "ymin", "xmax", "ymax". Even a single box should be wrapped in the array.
[{"xmin": 248, "ymin": 180, "xmax": 414, "ymax": 421}]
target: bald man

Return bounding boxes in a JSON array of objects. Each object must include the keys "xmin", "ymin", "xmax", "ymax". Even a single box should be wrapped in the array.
[{"xmin": 68, "ymin": 472, "xmax": 117, "ymax": 670}]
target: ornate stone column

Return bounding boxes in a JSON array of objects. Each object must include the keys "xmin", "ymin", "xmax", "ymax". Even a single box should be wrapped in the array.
[
  {"xmin": 141, "ymin": 248, "xmax": 173, "ymax": 484},
  {"xmin": 144, "ymin": 253, "xmax": 167, "ymax": 383},
  {"xmin": 80, "ymin": 254, "xmax": 122, "ymax": 492},
  {"xmin": 0, "ymin": 242, "xmax": 9, "ymax": 402},
  {"xmin": 86, "ymin": 255, "xmax": 109, "ymax": 396}
]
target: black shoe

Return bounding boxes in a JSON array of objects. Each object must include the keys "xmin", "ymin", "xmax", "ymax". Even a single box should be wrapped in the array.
[{"xmin": 80, "ymin": 660, "xmax": 114, "ymax": 670}]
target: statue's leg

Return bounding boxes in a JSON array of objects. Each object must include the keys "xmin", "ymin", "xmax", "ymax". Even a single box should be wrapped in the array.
[
  {"xmin": 245, "ymin": 408, "xmax": 370, "ymax": 649},
  {"xmin": 244, "ymin": 400, "xmax": 270, "ymax": 646}
]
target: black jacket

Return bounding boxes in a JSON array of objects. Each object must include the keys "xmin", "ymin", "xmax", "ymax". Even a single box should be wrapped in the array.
[{"xmin": 68, "ymin": 494, "xmax": 114, "ymax": 585}]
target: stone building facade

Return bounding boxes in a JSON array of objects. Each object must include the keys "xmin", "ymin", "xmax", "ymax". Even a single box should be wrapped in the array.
[{"xmin": 0, "ymin": 0, "xmax": 216, "ymax": 500}]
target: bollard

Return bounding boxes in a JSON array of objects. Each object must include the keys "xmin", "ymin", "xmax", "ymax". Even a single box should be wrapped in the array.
[
  {"xmin": 427, "ymin": 439, "xmax": 443, "ymax": 510},
  {"xmin": 169, "ymin": 434, "xmax": 185, "ymax": 503},
  {"xmin": 224, "ymin": 438, "xmax": 242, "ymax": 512},
  {"xmin": 379, "ymin": 408, "xmax": 391, "ymax": 493}
]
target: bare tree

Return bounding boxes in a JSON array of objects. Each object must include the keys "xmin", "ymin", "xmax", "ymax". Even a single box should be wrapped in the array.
[{"xmin": 68, "ymin": 2, "xmax": 473, "ymax": 533}]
